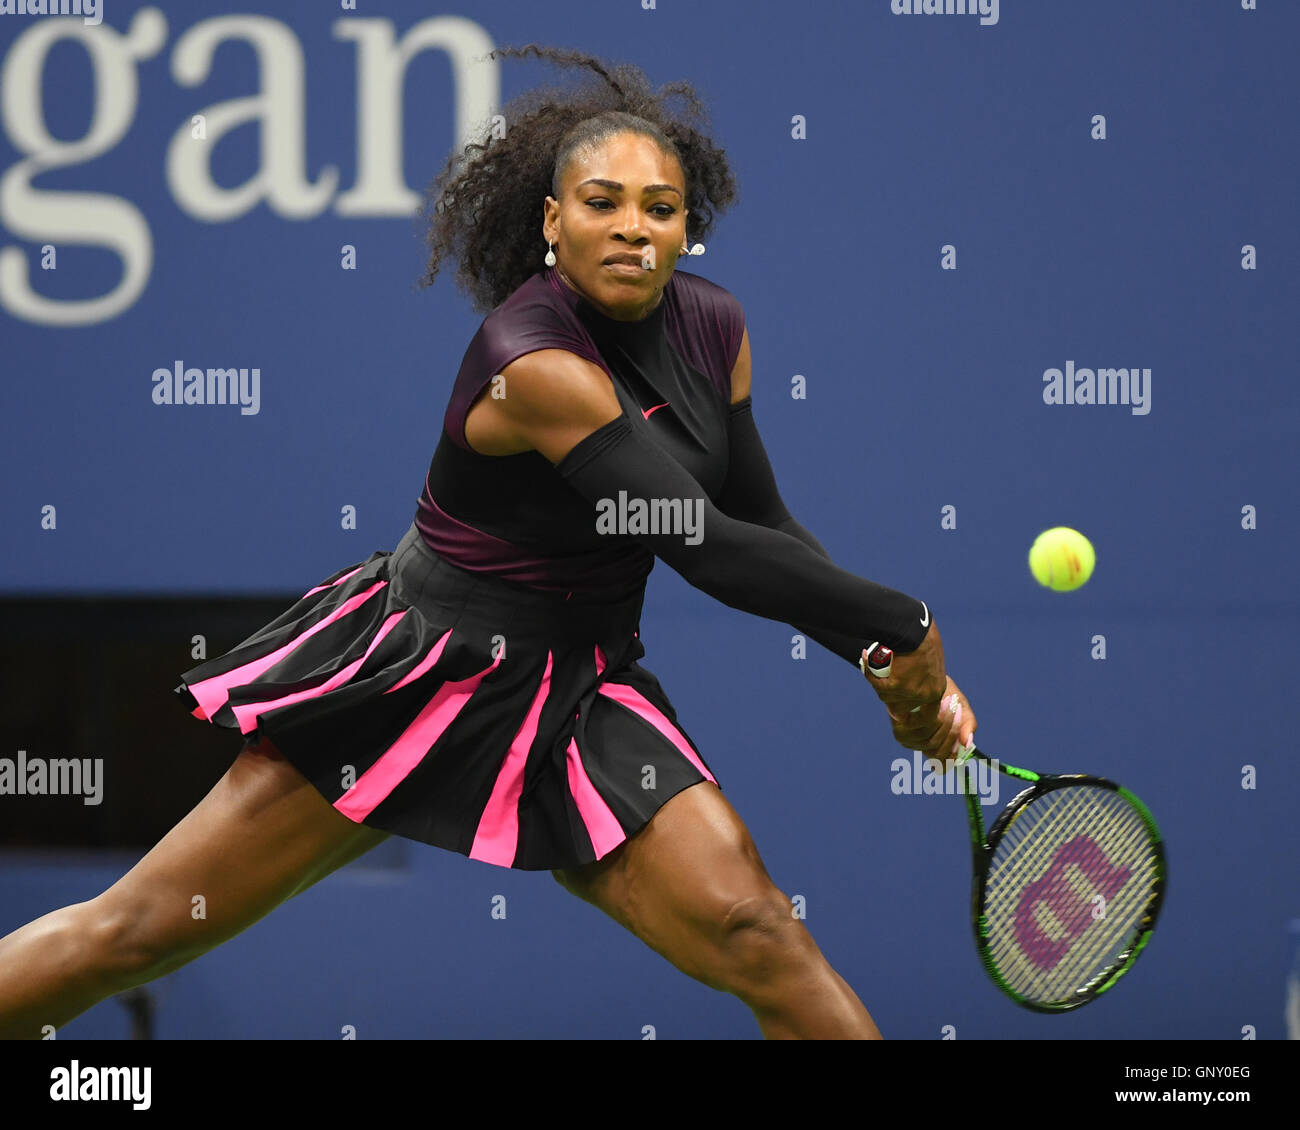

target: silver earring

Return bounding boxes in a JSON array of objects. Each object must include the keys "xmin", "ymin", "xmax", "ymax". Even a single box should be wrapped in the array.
[
  {"xmin": 681, "ymin": 243, "xmax": 705, "ymax": 256},
  {"xmin": 544, "ymin": 241, "xmax": 556, "ymax": 266}
]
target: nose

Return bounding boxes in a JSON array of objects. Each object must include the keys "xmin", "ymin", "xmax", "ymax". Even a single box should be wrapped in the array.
[{"xmin": 614, "ymin": 203, "xmax": 647, "ymax": 242}]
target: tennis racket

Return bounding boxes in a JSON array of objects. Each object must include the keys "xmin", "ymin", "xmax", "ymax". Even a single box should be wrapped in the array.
[{"xmin": 863, "ymin": 642, "xmax": 1167, "ymax": 1013}]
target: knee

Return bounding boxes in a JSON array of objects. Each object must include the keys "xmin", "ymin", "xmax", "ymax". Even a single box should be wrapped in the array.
[{"xmin": 717, "ymin": 892, "xmax": 816, "ymax": 997}]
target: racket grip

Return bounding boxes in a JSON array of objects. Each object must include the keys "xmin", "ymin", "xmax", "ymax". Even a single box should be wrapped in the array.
[{"xmin": 861, "ymin": 644, "xmax": 925, "ymax": 714}]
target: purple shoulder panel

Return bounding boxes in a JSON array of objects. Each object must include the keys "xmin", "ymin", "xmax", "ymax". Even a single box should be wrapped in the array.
[{"xmin": 663, "ymin": 269, "xmax": 746, "ymax": 402}]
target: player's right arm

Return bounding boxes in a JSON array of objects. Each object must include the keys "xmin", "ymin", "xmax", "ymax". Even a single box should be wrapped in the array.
[{"xmin": 489, "ymin": 349, "xmax": 625, "ymax": 464}]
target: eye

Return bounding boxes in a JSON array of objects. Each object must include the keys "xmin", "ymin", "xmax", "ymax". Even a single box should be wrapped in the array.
[{"xmin": 585, "ymin": 199, "xmax": 677, "ymax": 217}]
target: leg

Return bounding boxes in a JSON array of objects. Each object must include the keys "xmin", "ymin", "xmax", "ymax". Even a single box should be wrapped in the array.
[
  {"xmin": 553, "ymin": 781, "xmax": 881, "ymax": 1039},
  {"xmin": 0, "ymin": 738, "xmax": 389, "ymax": 1039}
]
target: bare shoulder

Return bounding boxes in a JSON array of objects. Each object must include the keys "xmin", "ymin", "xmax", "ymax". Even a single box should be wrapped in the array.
[
  {"xmin": 469, "ymin": 349, "xmax": 622, "ymax": 465},
  {"xmin": 729, "ymin": 327, "xmax": 752, "ymax": 404}
]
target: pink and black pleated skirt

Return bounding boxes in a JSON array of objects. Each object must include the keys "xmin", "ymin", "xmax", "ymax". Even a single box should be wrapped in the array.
[{"xmin": 173, "ymin": 522, "xmax": 720, "ymax": 871}]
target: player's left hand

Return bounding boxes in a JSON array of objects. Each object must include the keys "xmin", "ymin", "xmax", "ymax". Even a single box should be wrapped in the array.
[{"xmin": 884, "ymin": 676, "xmax": 977, "ymax": 769}]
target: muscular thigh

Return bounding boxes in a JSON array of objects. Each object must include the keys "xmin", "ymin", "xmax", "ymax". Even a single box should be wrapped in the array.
[
  {"xmin": 553, "ymin": 781, "xmax": 795, "ymax": 985},
  {"xmin": 96, "ymin": 738, "xmax": 389, "ymax": 974}
]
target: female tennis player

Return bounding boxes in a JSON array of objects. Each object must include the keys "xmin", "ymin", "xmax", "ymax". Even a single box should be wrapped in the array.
[{"xmin": 0, "ymin": 45, "xmax": 977, "ymax": 1041}]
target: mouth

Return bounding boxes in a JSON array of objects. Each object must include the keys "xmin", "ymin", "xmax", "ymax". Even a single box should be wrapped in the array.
[
  {"xmin": 604, "ymin": 263, "xmax": 651, "ymax": 280},
  {"xmin": 603, "ymin": 253, "xmax": 652, "ymax": 269}
]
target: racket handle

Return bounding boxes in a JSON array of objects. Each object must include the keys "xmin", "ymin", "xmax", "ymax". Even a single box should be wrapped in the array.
[
  {"xmin": 861, "ymin": 643, "xmax": 924, "ymax": 714},
  {"xmin": 861, "ymin": 643, "xmax": 893, "ymax": 678}
]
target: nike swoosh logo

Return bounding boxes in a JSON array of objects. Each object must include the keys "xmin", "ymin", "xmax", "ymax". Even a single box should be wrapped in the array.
[
  {"xmin": 642, "ymin": 401, "xmax": 670, "ymax": 419},
  {"xmin": 919, "ymin": 601, "xmax": 929, "ymax": 627}
]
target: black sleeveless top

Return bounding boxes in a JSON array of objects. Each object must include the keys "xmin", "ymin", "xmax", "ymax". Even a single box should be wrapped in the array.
[{"xmin": 414, "ymin": 266, "xmax": 745, "ymax": 595}]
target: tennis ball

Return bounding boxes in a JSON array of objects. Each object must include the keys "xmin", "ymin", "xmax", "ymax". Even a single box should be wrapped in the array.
[{"xmin": 1028, "ymin": 527, "xmax": 1095, "ymax": 592}]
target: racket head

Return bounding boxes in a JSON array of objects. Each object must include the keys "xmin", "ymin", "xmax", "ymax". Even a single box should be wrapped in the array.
[{"xmin": 969, "ymin": 769, "xmax": 1167, "ymax": 1012}]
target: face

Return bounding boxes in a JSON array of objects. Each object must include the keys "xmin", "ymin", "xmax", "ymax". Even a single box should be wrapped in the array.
[{"xmin": 543, "ymin": 132, "xmax": 689, "ymax": 321}]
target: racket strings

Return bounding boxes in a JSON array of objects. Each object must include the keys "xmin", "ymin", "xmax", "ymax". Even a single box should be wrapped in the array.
[
  {"xmin": 988, "ymin": 799, "xmax": 1153, "ymax": 999},
  {"xmin": 981, "ymin": 785, "xmax": 1158, "ymax": 1004},
  {"xmin": 987, "ymin": 790, "xmax": 1156, "ymax": 999},
  {"xmin": 989, "ymin": 791, "xmax": 1156, "ymax": 996},
  {"xmin": 996, "ymin": 790, "xmax": 1153, "ymax": 918},
  {"xmin": 997, "ymin": 846, "xmax": 1154, "ymax": 998}
]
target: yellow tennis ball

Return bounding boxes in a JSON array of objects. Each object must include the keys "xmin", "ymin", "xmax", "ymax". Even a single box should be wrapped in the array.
[{"xmin": 1028, "ymin": 527, "xmax": 1095, "ymax": 592}]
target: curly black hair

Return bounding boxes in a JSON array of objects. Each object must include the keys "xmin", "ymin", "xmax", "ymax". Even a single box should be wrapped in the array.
[{"xmin": 417, "ymin": 44, "xmax": 739, "ymax": 314}]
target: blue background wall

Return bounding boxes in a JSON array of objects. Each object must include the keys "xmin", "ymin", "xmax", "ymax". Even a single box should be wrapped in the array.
[{"xmin": 1, "ymin": 0, "xmax": 1296, "ymax": 1038}]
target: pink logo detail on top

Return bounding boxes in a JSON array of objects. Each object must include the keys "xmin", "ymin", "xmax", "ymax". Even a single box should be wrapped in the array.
[{"xmin": 642, "ymin": 401, "xmax": 670, "ymax": 419}]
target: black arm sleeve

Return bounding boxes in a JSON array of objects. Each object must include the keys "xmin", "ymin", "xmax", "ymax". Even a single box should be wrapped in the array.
[
  {"xmin": 714, "ymin": 397, "xmax": 894, "ymax": 665},
  {"xmin": 556, "ymin": 411, "xmax": 932, "ymax": 658}
]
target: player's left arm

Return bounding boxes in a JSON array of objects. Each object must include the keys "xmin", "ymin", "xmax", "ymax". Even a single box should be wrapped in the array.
[
  {"xmin": 716, "ymin": 325, "xmax": 870, "ymax": 663},
  {"xmin": 718, "ymin": 319, "xmax": 966, "ymax": 734},
  {"xmin": 715, "ymin": 326, "xmax": 833, "ymax": 558}
]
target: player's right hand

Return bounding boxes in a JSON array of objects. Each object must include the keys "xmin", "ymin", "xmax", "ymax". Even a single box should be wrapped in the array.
[{"xmin": 861, "ymin": 619, "xmax": 950, "ymax": 758}]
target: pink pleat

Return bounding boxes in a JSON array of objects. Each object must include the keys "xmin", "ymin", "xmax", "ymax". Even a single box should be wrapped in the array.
[
  {"xmin": 186, "ymin": 581, "xmax": 389, "ymax": 721},
  {"xmin": 334, "ymin": 648, "xmax": 503, "ymax": 822},
  {"xmin": 564, "ymin": 736, "xmax": 626, "ymax": 861},
  {"xmin": 596, "ymin": 681, "xmax": 716, "ymax": 785},
  {"xmin": 469, "ymin": 652, "xmax": 555, "ymax": 867},
  {"xmin": 230, "ymin": 610, "xmax": 408, "ymax": 733},
  {"xmin": 301, "ymin": 565, "xmax": 364, "ymax": 599}
]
